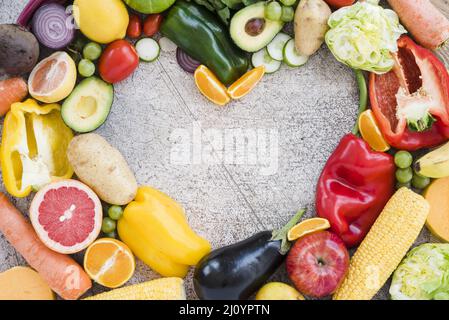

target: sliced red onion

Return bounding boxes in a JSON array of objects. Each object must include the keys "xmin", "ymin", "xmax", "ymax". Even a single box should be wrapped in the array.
[
  {"xmin": 31, "ymin": 3, "xmax": 74, "ymax": 49},
  {"xmin": 176, "ymin": 48, "xmax": 201, "ymax": 74},
  {"xmin": 17, "ymin": 0, "xmax": 67, "ymax": 27}
]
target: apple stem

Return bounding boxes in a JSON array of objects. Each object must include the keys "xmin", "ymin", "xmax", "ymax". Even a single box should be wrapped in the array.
[{"xmin": 271, "ymin": 208, "xmax": 306, "ymax": 255}]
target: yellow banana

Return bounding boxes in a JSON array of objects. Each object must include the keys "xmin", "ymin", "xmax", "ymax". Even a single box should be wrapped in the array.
[{"xmin": 415, "ymin": 141, "xmax": 449, "ymax": 178}]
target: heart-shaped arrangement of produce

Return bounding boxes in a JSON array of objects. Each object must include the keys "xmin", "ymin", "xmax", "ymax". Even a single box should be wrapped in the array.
[{"xmin": 1, "ymin": 0, "xmax": 449, "ymax": 302}]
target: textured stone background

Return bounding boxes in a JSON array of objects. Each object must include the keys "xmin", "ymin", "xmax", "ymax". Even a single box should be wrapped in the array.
[{"xmin": 0, "ymin": 0, "xmax": 447, "ymax": 300}]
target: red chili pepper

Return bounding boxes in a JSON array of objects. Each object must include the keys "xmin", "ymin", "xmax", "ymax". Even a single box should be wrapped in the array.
[
  {"xmin": 143, "ymin": 14, "xmax": 163, "ymax": 37},
  {"xmin": 127, "ymin": 14, "xmax": 142, "ymax": 39},
  {"xmin": 370, "ymin": 35, "xmax": 449, "ymax": 151},
  {"xmin": 316, "ymin": 134, "xmax": 395, "ymax": 248}
]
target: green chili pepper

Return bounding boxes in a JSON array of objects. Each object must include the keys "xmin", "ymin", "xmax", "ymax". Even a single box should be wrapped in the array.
[
  {"xmin": 352, "ymin": 69, "xmax": 368, "ymax": 135},
  {"xmin": 160, "ymin": 1, "xmax": 249, "ymax": 85}
]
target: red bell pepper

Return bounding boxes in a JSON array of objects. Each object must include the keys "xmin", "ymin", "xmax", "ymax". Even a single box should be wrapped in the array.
[
  {"xmin": 316, "ymin": 134, "xmax": 395, "ymax": 248},
  {"xmin": 370, "ymin": 35, "xmax": 449, "ymax": 151}
]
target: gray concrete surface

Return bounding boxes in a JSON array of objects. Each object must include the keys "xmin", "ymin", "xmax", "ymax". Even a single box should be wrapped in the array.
[{"xmin": 0, "ymin": 0, "xmax": 447, "ymax": 300}]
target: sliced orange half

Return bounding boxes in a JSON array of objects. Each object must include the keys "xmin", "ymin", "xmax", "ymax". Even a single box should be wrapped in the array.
[
  {"xmin": 227, "ymin": 66, "xmax": 265, "ymax": 99},
  {"xmin": 84, "ymin": 238, "xmax": 135, "ymax": 289},
  {"xmin": 358, "ymin": 110, "xmax": 390, "ymax": 152},
  {"xmin": 194, "ymin": 65, "xmax": 230, "ymax": 106},
  {"xmin": 287, "ymin": 218, "xmax": 331, "ymax": 241}
]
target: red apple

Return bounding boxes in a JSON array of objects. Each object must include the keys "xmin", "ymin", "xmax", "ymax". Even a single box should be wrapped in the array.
[{"xmin": 286, "ymin": 231, "xmax": 349, "ymax": 298}]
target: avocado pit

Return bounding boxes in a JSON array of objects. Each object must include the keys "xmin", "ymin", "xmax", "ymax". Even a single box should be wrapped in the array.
[{"xmin": 245, "ymin": 18, "xmax": 266, "ymax": 36}]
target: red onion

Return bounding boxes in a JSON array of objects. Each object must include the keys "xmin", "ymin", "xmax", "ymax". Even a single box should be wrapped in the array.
[
  {"xmin": 31, "ymin": 3, "xmax": 74, "ymax": 49},
  {"xmin": 176, "ymin": 48, "xmax": 201, "ymax": 74},
  {"xmin": 17, "ymin": 0, "xmax": 67, "ymax": 27}
]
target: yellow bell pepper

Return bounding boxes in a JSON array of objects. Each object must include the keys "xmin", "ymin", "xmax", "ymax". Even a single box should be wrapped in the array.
[
  {"xmin": 118, "ymin": 186, "xmax": 211, "ymax": 278},
  {"xmin": 1, "ymin": 99, "xmax": 74, "ymax": 197}
]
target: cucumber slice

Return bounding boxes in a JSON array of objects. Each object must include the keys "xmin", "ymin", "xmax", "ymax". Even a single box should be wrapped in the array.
[
  {"xmin": 251, "ymin": 48, "xmax": 281, "ymax": 74},
  {"xmin": 136, "ymin": 38, "xmax": 160, "ymax": 62},
  {"xmin": 283, "ymin": 39, "xmax": 309, "ymax": 67},
  {"xmin": 266, "ymin": 32, "xmax": 291, "ymax": 61}
]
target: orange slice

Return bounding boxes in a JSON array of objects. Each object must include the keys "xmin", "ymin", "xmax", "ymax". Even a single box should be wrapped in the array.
[
  {"xmin": 227, "ymin": 66, "xmax": 265, "ymax": 99},
  {"xmin": 84, "ymin": 238, "xmax": 135, "ymax": 289},
  {"xmin": 28, "ymin": 51, "xmax": 77, "ymax": 104},
  {"xmin": 287, "ymin": 218, "xmax": 331, "ymax": 241},
  {"xmin": 194, "ymin": 65, "xmax": 230, "ymax": 106},
  {"xmin": 358, "ymin": 110, "xmax": 390, "ymax": 152}
]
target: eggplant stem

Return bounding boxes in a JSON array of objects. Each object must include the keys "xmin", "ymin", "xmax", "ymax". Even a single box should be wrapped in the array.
[
  {"xmin": 271, "ymin": 208, "xmax": 306, "ymax": 255},
  {"xmin": 352, "ymin": 69, "xmax": 368, "ymax": 136}
]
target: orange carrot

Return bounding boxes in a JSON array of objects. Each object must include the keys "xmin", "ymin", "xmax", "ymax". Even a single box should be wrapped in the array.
[
  {"xmin": 0, "ymin": 192, "xmax": 92, "ymax": 300},
  {"xmin": 0, "ymin": 77, "xmax": 28, "ymax": 116},
  {"xmin": 388, "ymin": 0, "xmax": 449, "ymax": 50}
]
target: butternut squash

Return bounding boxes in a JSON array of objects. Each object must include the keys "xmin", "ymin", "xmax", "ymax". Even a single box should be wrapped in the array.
[{"xmin": 424, "ymin": 177, "xmax": 449, "ymax": 242}]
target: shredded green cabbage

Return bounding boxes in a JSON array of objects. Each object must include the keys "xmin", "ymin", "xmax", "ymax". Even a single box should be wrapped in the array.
[
  {"xmin": 325, "ymin": 0, "xmax": 406, "ymax": 73},
  {"xmin": 390, "ymin": 244, "xmax": 449, "ymax": 300}
]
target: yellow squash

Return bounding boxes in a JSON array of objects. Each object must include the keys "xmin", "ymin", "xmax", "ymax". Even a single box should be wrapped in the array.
[
  {"xmin": 0, "ymin": 99, "xmax": 73, "ymax": 197},
  {"xmin": 118, "ymin": 186, "xmax": 211, "ymax": 277}
]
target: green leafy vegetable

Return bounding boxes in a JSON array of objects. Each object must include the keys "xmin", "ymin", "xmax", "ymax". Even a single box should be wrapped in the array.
[
  {"xmin": 187, "ymin": 0, "xmax": 239, "ymax": 24},
  {"xmin": 325, "ymin": 0, "xmax": 406, "ymax": 74},
  {"xmin": 187, "ymin": 0, "xmax": 267, "ymax": 24},
  {"xmin": 221, "ymin": 0, "xmax": 243, "ymax": 9},
  {"xmin": 390, "ymin": 243, "xmax": 449, "ymax": 300}
]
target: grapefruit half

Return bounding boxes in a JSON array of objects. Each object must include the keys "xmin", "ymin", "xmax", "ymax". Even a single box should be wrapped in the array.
[
  {"xmin": 28, "ymin": 51, "xmax": 77, "ymax": 104},
  {"xmin": 30, "ymin": 179, "xmax": 102, "ymax": 254}
]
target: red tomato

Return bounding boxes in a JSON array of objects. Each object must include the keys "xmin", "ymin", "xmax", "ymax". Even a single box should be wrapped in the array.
[
  {"xmin": 143, "ymin": 14, "xmax": 163, "ymax": 37},
  {"xmin": 127, "ymin": 14, "xmax": 142, "ymax": 39},
  {"xmin": 99, "ymin": 40, "xmax": 139, "ymax": 84},
  {"xmin": 324, "ymin": 0, "xmax": 355, "ymax": 8}
]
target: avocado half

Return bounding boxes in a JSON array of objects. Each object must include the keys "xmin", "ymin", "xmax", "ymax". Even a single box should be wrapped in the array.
[
  {"xmin": 124, "ymin": 0, "xmax": 176, "ymax": 14},
  {"xmin": 230, "ymin": 2, "xmax": 284, "ymax": 53},
  {"xmin": 62, "ymin": 77, "xmax": 113, "ymax": 133}
]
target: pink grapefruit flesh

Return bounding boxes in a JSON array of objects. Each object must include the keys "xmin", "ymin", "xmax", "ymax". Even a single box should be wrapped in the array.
[{"xmin": 30, "ymin": 180, "xmax": 102, "ymax": 254}]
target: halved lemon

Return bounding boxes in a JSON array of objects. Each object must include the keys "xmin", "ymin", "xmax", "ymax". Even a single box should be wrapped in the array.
[
  {"xmin": 287, "ymin": 218, "xmax": 331, "ymax": 241},
  {"xmin": 84, "ymin": 238, "xmax": 135, "ymax": 289},
  {"xmin": 227, "ymin": 66, "xmax": 265, "ymax": 99},
  {"xmin": 29, "ymin": 51, "xmax": 77, "ymax": 104},
  {"xmin": 358, "ymin": 110, "xmax": 390, "ymax": 152},
  {"xmin": 194, "ymin": 65, "xmax": 230, "ymax": 106}
]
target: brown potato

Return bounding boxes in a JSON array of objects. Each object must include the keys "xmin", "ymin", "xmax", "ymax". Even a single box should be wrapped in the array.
[
  {"xmin": 67, "ymin": 133, "xmax": 138, "ymax": 205},
  {"xmin": 294, "ymin": 0, "xmax": 331, "ymax": 56}
]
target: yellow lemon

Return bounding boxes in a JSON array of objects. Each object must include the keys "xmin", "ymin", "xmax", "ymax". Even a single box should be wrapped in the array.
[
  {"xmin": 256, "ymin": 282, "xmax": 305, "ymax": 300},
  {"xmin": 74, "ymin": 0, "xmax": 129, "ymax": 44}
]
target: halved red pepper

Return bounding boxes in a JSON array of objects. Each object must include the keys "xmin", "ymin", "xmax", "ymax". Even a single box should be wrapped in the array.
[
  {"xmin": 370, "ymin": 36, "xmax": 449, "ymax": 151},
  {"xmin": 316, "ymin": 134, "xmax": 395, "ymax": 248}
]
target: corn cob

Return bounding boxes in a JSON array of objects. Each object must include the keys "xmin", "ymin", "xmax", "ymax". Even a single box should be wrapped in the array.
[
  {"xmin": 333, "ymin": 188, "xmax": 430, "ymax": 300},
  {"xmin": 85, "ymin": 278, "xmax": 186, "ymax": 300}
]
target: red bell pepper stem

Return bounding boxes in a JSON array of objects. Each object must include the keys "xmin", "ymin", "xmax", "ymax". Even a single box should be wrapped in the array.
[{"xmin": 352, "ymin": 69, "xmax": 368, "ymax": 136}]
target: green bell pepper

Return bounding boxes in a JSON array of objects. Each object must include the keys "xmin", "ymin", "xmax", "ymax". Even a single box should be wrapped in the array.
[{"xmin": 161, "ymin": 1, "xmax": 249, "ymax": 85}]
